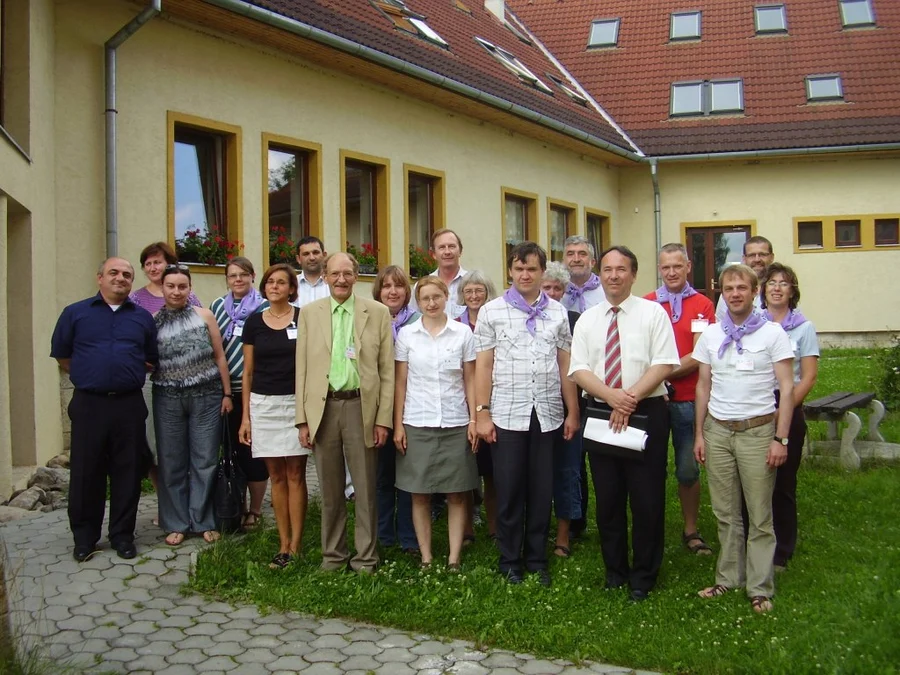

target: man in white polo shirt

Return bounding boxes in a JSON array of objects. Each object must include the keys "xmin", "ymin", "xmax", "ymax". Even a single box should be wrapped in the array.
[
  {"xmin": 694, "ymin": 263, "xmax": 794, "ymax": 614},
  {"xmin": 410, "ymin": 229, "xmax": 467, "ymax": 318}
]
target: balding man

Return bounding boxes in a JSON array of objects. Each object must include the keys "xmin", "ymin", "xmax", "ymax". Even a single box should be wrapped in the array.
[{"xmin": 51, "ymin": 258, "xmax": 158, "ymax": 562}]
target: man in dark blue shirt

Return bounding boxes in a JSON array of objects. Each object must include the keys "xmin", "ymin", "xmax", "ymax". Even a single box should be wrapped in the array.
[{"xmin": 51, "ymin": 257, "xmax": 158, "ymax": 562}]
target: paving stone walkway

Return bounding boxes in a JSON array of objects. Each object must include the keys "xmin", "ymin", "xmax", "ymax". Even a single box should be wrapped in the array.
[{"xmin": 0, "ymin": 469, "xmax": 656, "ymax": 675}]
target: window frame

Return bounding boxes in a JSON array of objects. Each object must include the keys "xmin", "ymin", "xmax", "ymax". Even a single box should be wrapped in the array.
[
  {"xmin": 371, "ymin": 0, "xmax": 449, "ymax": 48},
  {"xmin": 340, "ymin": 149, "xmax": 391, "ymax": 275},
  {"xmin": 475, "ymin": 37, "xmax": 553, "ymax": 94},
  {"xmin": 670, "ymin": 11, "xmax": 702, "ymax": 41},
  {"xmin": 806, "ymin": 74, "xmax": 844, "ymax": 102},
  {"xmin": 835, "ymin": 219, "xmax": 862, "ymax": 248},
  {"xmin": 501, "ymin": 187, "xmax": 538, "ymax": 285},
  {"xmin": 587, "ymin": 18, "xmax": 620, "ymax": 48},
  {"xmin": 874, "ymin": 218, "xmax": 900, "ymax": 247},
  {"xmin": 671, "ymin": 79, "xmax": 744, "ymax": 117},
  {"xmin": 547, "ymin": 199, "xmax": 577, "ymax": 263},
  {"xmin": 403, "ymin": 164, "xmax": 446, "ymax": 277},
  {"xmin": 167, "ymin": 111, "xmax": 243, "ymax": 273},
  {"xmin": 797, "ymin": 221, "xmax": 824, "ymax": 249},
  {"xmin": 754, "ymin": 4, "xmax": 788, "ymax": 34},
  {"xmin": 793, "ymin": 214, "xmax": 900, "ymax": 253},
  {"xmin": 839, "ymin": 0, "xmax": 875, "ymax": 28},
  {"xmin": 546, "ymin": 72, "xmax": 589, "ymax": 106},
  {"xmin": 261, "ymin": 133, "xmax": 323, "ymax": 268},
  {"xmin": 584, "ymin": 208, "xmax": 611, "ymax": 270}
]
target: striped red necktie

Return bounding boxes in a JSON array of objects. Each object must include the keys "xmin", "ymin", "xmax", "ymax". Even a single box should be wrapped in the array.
[{"xmin": 605, "ymin": 306, "xmax": 622, "ymax": 389}]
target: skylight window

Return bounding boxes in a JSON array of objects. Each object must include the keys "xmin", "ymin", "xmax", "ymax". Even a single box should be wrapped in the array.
[
  {"xmin": 547, "ymin": 73, "xmax": 589, "ymax": 107},
  {"xmin": 409, "ymin": 17, "xmax": 448, "ymax": 46},
  {"xmin": 806, "ymin": 75, "xmax": 844, "ymax": 101},
  {"xmin": 839, "ymin": 0, "xmax": 875, "ymax": 27},
  {"xmin": 755, "ymin": 5, "xmax": 788, "ymax": 33},
  {"xmin": 476, "ymin": 37, "xmax": 553, "ymax": 95},
  {"xmin": 671, "ymin": 79, "xmax": 744, "ymax": 116},
  {"xmin": 371, "ymin": 0, "xmax": 449, "ymax": 48},
  {"xmin": 670, "ymin": 12, "xmax": 701, "ymax": 40},
  {"xmin": 588, "ymin": 19, "xmax": 620, "ymax": 47}
]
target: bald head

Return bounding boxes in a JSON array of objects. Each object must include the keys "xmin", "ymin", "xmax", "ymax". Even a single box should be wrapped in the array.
[{"xmin": 97, "ymin": 257, "xmax": 136, "ymax": 304}]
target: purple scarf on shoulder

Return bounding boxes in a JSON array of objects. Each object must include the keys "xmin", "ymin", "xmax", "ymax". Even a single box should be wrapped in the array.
[
  {"xmin": 655, "ymin": 283, "xmax": 697, "ymax": 323},
  {"xmin": 392, "ymin": 305, "xmax": 415, "ymax": 341},
  {"xmin": 223, "ymin": 289, "xmax": 264, "ymax": 340},
  {"xmin": 564, "ymin": 274, "xmax": 600, "ymax": 313},
  {"xmin": 765, "ymin": 309, "xmax": 808, "ymax": 332},
  {"xmin": 718, "ymin": 311, "xmax": 767, "ymax": 359},
  {"xmin": 503, "ymin": 287, "xmax": 550, "ymax": 337}
]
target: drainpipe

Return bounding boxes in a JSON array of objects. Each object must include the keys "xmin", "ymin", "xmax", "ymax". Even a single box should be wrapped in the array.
[
  {"xmin": 649, "ymin": 158, "xmax": 662, "ymax": 286},
  {"xmin": 105, "ymin": 1, "xmax": 161, "ymax": 258}
]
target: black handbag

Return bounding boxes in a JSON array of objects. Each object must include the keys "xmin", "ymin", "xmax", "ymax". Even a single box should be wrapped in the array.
[{"xmin": 214, "ymin": 412, "xmax": 247, "ymax": 534}]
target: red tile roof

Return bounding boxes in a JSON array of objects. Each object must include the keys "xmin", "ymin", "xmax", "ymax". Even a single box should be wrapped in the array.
[
  {"xmin": 508, "ymin": 0, "xmax": 900, "ymax": 155},
  {"xmin": 243, "ymin": 0, "xmax": 636, "ymax": 152}
]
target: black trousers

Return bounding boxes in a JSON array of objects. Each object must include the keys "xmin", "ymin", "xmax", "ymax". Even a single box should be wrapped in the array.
[
  {"xmin": 571, "ymin": 397, "xmax": 590, "ymax": 537},
  {"xmin": 68, "ymin": 389, "xmax": 146, "ymax": 548},
  {"xmin": 226, "ymin": 396, "xmax": 269, "ymax": 483},
  {"xmin": 588, "ymin": 397, "xmax": 668, "ymax": 593},
  {"xmin": 493, "ymin": 409, "xmax": 555, "ymax": 573},
  {"xmin": 773, "ymin": 405, "xmax": 806, "ymax": 566}
]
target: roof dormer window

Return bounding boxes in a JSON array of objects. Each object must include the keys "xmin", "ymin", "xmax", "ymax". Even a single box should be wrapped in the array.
[
  {"xmin": 671, "ymin": 79, "xmax": 743, "ymax": 117},
  {"xmin": 670, "ymin": 11, "xmax": 701, "ymax": 41},
  {"xmin": 839, "ymin": 0, "xmax": 875, "ymax": 27},
  {"xmin": 755, "ymin": 5, "xmax": 788, "ymax": 33},
  {"xmin": 806, "ymin": 75, "xmax": 844, "ymax": 101},
  {"xmin": 588, "ymin": 19, "xmax": 620, "ymax": 48}
]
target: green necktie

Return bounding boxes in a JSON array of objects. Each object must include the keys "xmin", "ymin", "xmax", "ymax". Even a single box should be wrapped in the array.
[{"xmin": 329, "ymin": 303, "xmax": 359, "ymax": 391}]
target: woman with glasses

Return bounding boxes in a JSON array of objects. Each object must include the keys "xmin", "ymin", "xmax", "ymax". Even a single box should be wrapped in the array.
[
  {"xmin": 760, "ymin": 263, "xmax": 819, "ymax": 571},
  {"xmin": 210, "ymin": 257, "xmax": 269, "ymax": 531},
  {"xmin": 372, "ymin": 265, "xmax": 420, "ymax": 554},
  {"xmin": 152, "ymin": 264, "xmax": 232, "ymax": 546},
  {"xmin": 239, "ymin": 264, "xmax": 308, "ymax": 568},
  {"xmin": 456, "ymin": 271, "xmax": 499, "ymax": 541}
]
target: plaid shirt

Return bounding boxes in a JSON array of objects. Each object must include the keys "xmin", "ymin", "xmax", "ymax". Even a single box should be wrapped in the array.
[{"xmin": 474, "ymin": 296, "xmax": 571, "ymax": 432}]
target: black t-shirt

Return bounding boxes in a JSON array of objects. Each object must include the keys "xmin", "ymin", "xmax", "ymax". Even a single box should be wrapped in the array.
[{"xmin": 242, "ymin": 308, "xmax": 300, "ymax": 396}]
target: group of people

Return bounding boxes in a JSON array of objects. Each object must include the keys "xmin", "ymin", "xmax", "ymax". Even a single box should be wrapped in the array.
[{"xmin": 52, "ymin": 227, "xmax": 817, "ymax": 614}]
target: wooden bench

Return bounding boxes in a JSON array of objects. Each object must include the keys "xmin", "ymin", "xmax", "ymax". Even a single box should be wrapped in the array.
[{"xmin": 803, "ymin": 391, "xmax": 891, "ymax": 470}]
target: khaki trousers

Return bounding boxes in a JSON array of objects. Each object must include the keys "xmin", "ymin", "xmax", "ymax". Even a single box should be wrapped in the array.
[
  {"xmin": 703, "ymin": 417, "xmax": 776, "ymax": 598},
  {"xmin": 313, "ymin": 398, "xmax": 379, "ymax": 571}
]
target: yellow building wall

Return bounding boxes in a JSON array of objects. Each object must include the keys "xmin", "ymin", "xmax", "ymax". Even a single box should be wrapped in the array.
[{"xmin": 619, "ymin": 157, "xmax": 900, "ymax": 335}]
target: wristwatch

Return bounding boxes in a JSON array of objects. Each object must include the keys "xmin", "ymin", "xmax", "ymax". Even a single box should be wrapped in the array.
[
  {"xmin": 774, "ymin": 436, "xmax": 789, "ymax": 446},
  {"xmin": 476, "ymin": 404, "xmax": 491, "ymax": 413}
]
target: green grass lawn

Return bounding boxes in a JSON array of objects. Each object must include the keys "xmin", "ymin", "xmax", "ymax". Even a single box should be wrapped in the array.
[{"xmin": 192, "ymin": 350, "xmax": 900, "ymax": 674}]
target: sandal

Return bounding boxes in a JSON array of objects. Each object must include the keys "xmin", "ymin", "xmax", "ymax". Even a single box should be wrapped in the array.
[
  {"xmin": 462, "ymin": 534, "xmax": 476, "ymax": 547},
  {"xmin": 268, "ymin": 552, "xmax": 293, "ymax": 569},
  {"xmin": 447, "ymin": 562, "xmax": 461, "ymax": 573},
  {"xmin": 165, "ymin": 532, "xmax": 185, "ymax": 546},
  {"xmin": 750, "ymin": 596, "xmax": 773, "ymax": 614},
  {"xmin": 683, "ymin": 531, "xmax": 713, "ymax": 556},
  {"xmin": 202, "ymin": 530, "xmax": 221, "ymax": 543},
  {"xmin": 698, "ymin": 584, "xmax": 730, "ymax": 598},
  {"xmin": 553, "ymin": 545, "xmax": 571, "ymax": 558},
  {"xmin": 242, "ymin": 510, "xmax": 261, "ymax": 530}
]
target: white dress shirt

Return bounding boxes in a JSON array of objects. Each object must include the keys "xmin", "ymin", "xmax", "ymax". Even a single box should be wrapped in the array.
[
  {"xmin": 396, "ymin": 318, "xmax": 476, "ymax": 428},
  {"xmin": 474, "ymin": 295, "xmax": 571, "ymax": 433},
  {"xmin": 409, "ymin": 266, "xmax": 468, "ymax": 318},
  {"xmin": 568, "ymin": 294, "xmax": 680, "ymax": 399},
  {"xmin": 291, "ymin": 273, "xmax": 330, "ymax": 308}
]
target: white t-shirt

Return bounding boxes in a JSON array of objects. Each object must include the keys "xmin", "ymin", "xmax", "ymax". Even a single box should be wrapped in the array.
[
  {"xmin": 784, "ymin": 320, "xmax": 820, "ymax": 384},
  {"xmin": 694, "ymin": 321, "xmax": 794, "ymax": 420}
]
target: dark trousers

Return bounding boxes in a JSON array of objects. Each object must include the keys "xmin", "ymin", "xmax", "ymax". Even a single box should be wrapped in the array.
[
  {"xmin": 376, "ymin": 437, "xmax": 417, "ymax": 549},
  {"xmin": 773, "ymin": 406, "xmax": 806, "ymax": 566},
  {"xmin": 226, "ymin": 396, "xmax": 269, "ymax": 483},
  {"xmin": 571, "ymin": 396, "xmax": 590, "ymax": 536},
  {"xmin": 493, "ymin": 409, "xmax": 555, "ymax": 573},
  {"xmin": 588, "ymin": 397, "xmax": 668, "ymax": 593},
  {"xmin": 68, "ymin": 389, "xmax": 146, "ymax": 548}
]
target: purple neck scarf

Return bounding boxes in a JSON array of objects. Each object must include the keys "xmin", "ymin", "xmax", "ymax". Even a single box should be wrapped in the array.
[
  {"xmin": 655, "ymin": 283, "xmax": 698, "ymax": 323},
  {"xmin": 392, "ymin": 305, "xmax": 415, "ymax": 341},
  {"xmin": 718, "ymin": 311, "xmax": 768, "ymax": 359},
  {"xmin": 765, "ymin": 309, "xmax": 808, "ymax": 332},
  {"xmin": 564, "ymin": 274, "xmax": 601, "ymax": 313},
  {"xmin": 504, "ymin": 287, "xmax": 550, "ymax": 336},
  {"xmin": 223, "ymin": 289, "xmax": 264, "ymax": 340}
]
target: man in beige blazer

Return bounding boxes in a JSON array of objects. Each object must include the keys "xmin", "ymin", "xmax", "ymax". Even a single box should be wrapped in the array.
[{"xmin": 296, "ymin": 252, "xmax": 394, "ymax": 572}]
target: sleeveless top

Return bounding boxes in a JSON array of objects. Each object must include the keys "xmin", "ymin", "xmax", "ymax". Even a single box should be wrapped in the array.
[{"xmin": 152, "ymin": 306, "xmax": 221, "ymax": 396}]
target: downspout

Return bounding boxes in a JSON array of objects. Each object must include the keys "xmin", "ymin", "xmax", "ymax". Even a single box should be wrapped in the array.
[
  {"xmin": 650, "ymin": 158, "xmax": 662, "ymax": 286},
  {"xmin": 105, "ymin": 1, "xmax": 161, "ymax": 258}
]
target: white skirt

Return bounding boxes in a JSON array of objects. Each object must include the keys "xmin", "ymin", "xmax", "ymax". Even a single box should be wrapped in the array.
[{"xmin": 248, "ymin": 393, "xmax": 309, "ymax": 458}]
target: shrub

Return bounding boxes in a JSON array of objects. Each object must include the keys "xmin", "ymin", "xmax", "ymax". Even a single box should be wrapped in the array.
[{"xmin": 875, "ymin": 337, "xmax": 900, "ymax": 409}]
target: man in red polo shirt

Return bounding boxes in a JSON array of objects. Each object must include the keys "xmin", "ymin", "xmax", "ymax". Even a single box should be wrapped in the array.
[{"xmin": 646, "ymin": 243, "xmax": 715, "ymax": 555}]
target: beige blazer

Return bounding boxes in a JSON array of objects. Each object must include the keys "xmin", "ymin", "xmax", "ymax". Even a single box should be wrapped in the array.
[{"xmin": 295, "ymin": 295, "xmax": 395, "ymax": 448}]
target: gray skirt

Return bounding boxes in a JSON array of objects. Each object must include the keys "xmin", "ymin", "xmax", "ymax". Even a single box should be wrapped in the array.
[{"xmin": 396, "ymin": 425, "xmax": 478, "ymax": 494}]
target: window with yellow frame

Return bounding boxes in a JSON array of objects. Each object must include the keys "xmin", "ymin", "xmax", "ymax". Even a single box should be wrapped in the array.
[
  {"xmin": 341, "ymin": 150, "xmax": 391, "ymax": 274},
  {"xmin": 501, "ymin": 187, "xmax": 538, "ymax": 283},
  {"xmin": 793, "ymin": 214, "xmax": 900, "ymax": 253},
  {"xmin": 548, "ymin": 199, "xmax": 577, "ymax": 262}
]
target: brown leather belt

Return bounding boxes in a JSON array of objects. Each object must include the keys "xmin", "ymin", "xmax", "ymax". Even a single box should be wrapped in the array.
[
  {"xmin": 712, "ymin": 413, "xmax": 775, "ymax": 432},
  {"xmin": 327, "ymin": 389, "xmax": 360, "ymax": 400}
]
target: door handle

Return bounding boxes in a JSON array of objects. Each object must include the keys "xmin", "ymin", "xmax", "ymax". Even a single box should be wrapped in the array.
[{"xmin": 709, "ymin": 278, "xmax": 717, "ymax": 290}]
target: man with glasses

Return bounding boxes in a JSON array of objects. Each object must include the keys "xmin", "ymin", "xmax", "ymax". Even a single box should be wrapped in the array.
[{"xmin": 715, "ymin": 236, "xmax": 774, "ymax": 321}]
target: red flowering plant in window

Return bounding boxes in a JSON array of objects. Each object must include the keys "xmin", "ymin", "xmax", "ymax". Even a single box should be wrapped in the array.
[
  {"xmin": 346, "ymin": 242, "xmax": 378, "ymax": 274},
  {"xmin": 175, "ymin": 226, "xmax": 243, "ymax": 266},
  {"xmin": 409, "ymin": 245, "xmax": 437, "ymax": 278},
  {"xmin": 269, "ymin": 226, "xmax": 298, "ymax": 266}
]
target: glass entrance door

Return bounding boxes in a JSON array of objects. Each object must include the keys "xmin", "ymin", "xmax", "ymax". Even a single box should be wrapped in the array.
[{"xmin": 685, "ymin": 225, "xmax": 752, "ymax": 306}]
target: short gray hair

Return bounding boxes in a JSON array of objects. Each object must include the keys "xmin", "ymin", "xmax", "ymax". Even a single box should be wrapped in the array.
[
  {"xmin": 563, "ymin": 235, "xmax": 595, "ymax": 259},
  {"xmin": 659, "ymin": 242, "xmax": 690, "ymax": 262},
  {"xmin": 456, "ymin": 270, "xmax": 498, "ymax": 306},
  {"xmin": 542, "ymin": 261, "xmax": 570, "ymax": 286}
]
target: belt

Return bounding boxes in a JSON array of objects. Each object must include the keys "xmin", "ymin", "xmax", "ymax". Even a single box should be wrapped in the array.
[
  {"xmin": 78, "ymin": 389, "xmax": 140, "ymax": 397},
  {"xmin": 327, "ymin": 389, "xmax": 360, "ymax": 400},
  {"xmin": 711, "ymin": 413, "xmax": 775, "ymax": 432}
]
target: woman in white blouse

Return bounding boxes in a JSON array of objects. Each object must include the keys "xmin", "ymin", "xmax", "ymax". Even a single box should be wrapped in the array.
[{"xmin": 394, "ymin": 277, "xmax": 479, "ymax": 570}]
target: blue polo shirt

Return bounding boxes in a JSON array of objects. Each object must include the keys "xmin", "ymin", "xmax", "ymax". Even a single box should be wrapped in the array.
[{"xmin": 50, "ymin": 293, "xmax": 158, "ymax": 393}]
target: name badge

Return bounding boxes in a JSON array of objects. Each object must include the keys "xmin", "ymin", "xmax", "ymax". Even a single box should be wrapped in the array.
[
  {"xmin": 735, "ymin": 355, "xmax": 754, "ymax": 372},
  {"xmin": 345, "ymin": 345, "xmax": 357, "ymax": 360},
  {"xmin": 691, "ymin": 318, "xmax": 709, "ymax": 333},
  {"xmin": 233, "ymin": 325, "xmax": 243, "ymax": 337},
  {"xmin": 286, "ymin": 328, "xmax": 297, "ymax": 340},
  {"xmin": 791, "ymin": 339, "xmax": 799, "ymax": 352}
]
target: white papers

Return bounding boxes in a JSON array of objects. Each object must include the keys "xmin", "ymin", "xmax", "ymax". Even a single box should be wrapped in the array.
[{"xmin": 584, "ymin": 417, "xmax": 648, "ymax": 452}]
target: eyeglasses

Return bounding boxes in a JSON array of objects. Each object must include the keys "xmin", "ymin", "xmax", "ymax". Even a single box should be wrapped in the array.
[
  {"xmin": 463, "ymin": 288, "xmax": 486, "ymax": 296},
  {"xmin": 765, "ymin": 281, "xmax": 792, "ymax": 289},
  {"xmin": 226, "ymin": 272, "xmax": 251, "ymax": 280},
  {"xmin": 165, "ymin": 264, "xmax": 190, "ymax": 272}
]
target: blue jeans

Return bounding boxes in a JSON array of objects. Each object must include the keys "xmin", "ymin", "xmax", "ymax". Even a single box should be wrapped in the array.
[
  {"xmin": 553, "ymin": 429, "xmax": 583, "ymax": 521},
  {"xmin": 377, "ymin": 437, "xmax": 417, "ymax": 549},
  {"xmin": 668, "ymin": 401, "xmax": 700, "ymax": 486},
  {"xmin": 154, "ymin": 388, "xmax": 222, "ymax": 533}
]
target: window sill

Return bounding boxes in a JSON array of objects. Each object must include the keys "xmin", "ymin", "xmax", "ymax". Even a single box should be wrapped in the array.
[{"xmin": 181, "ymin": 262, "xmax": 227, "ymax": 274}]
